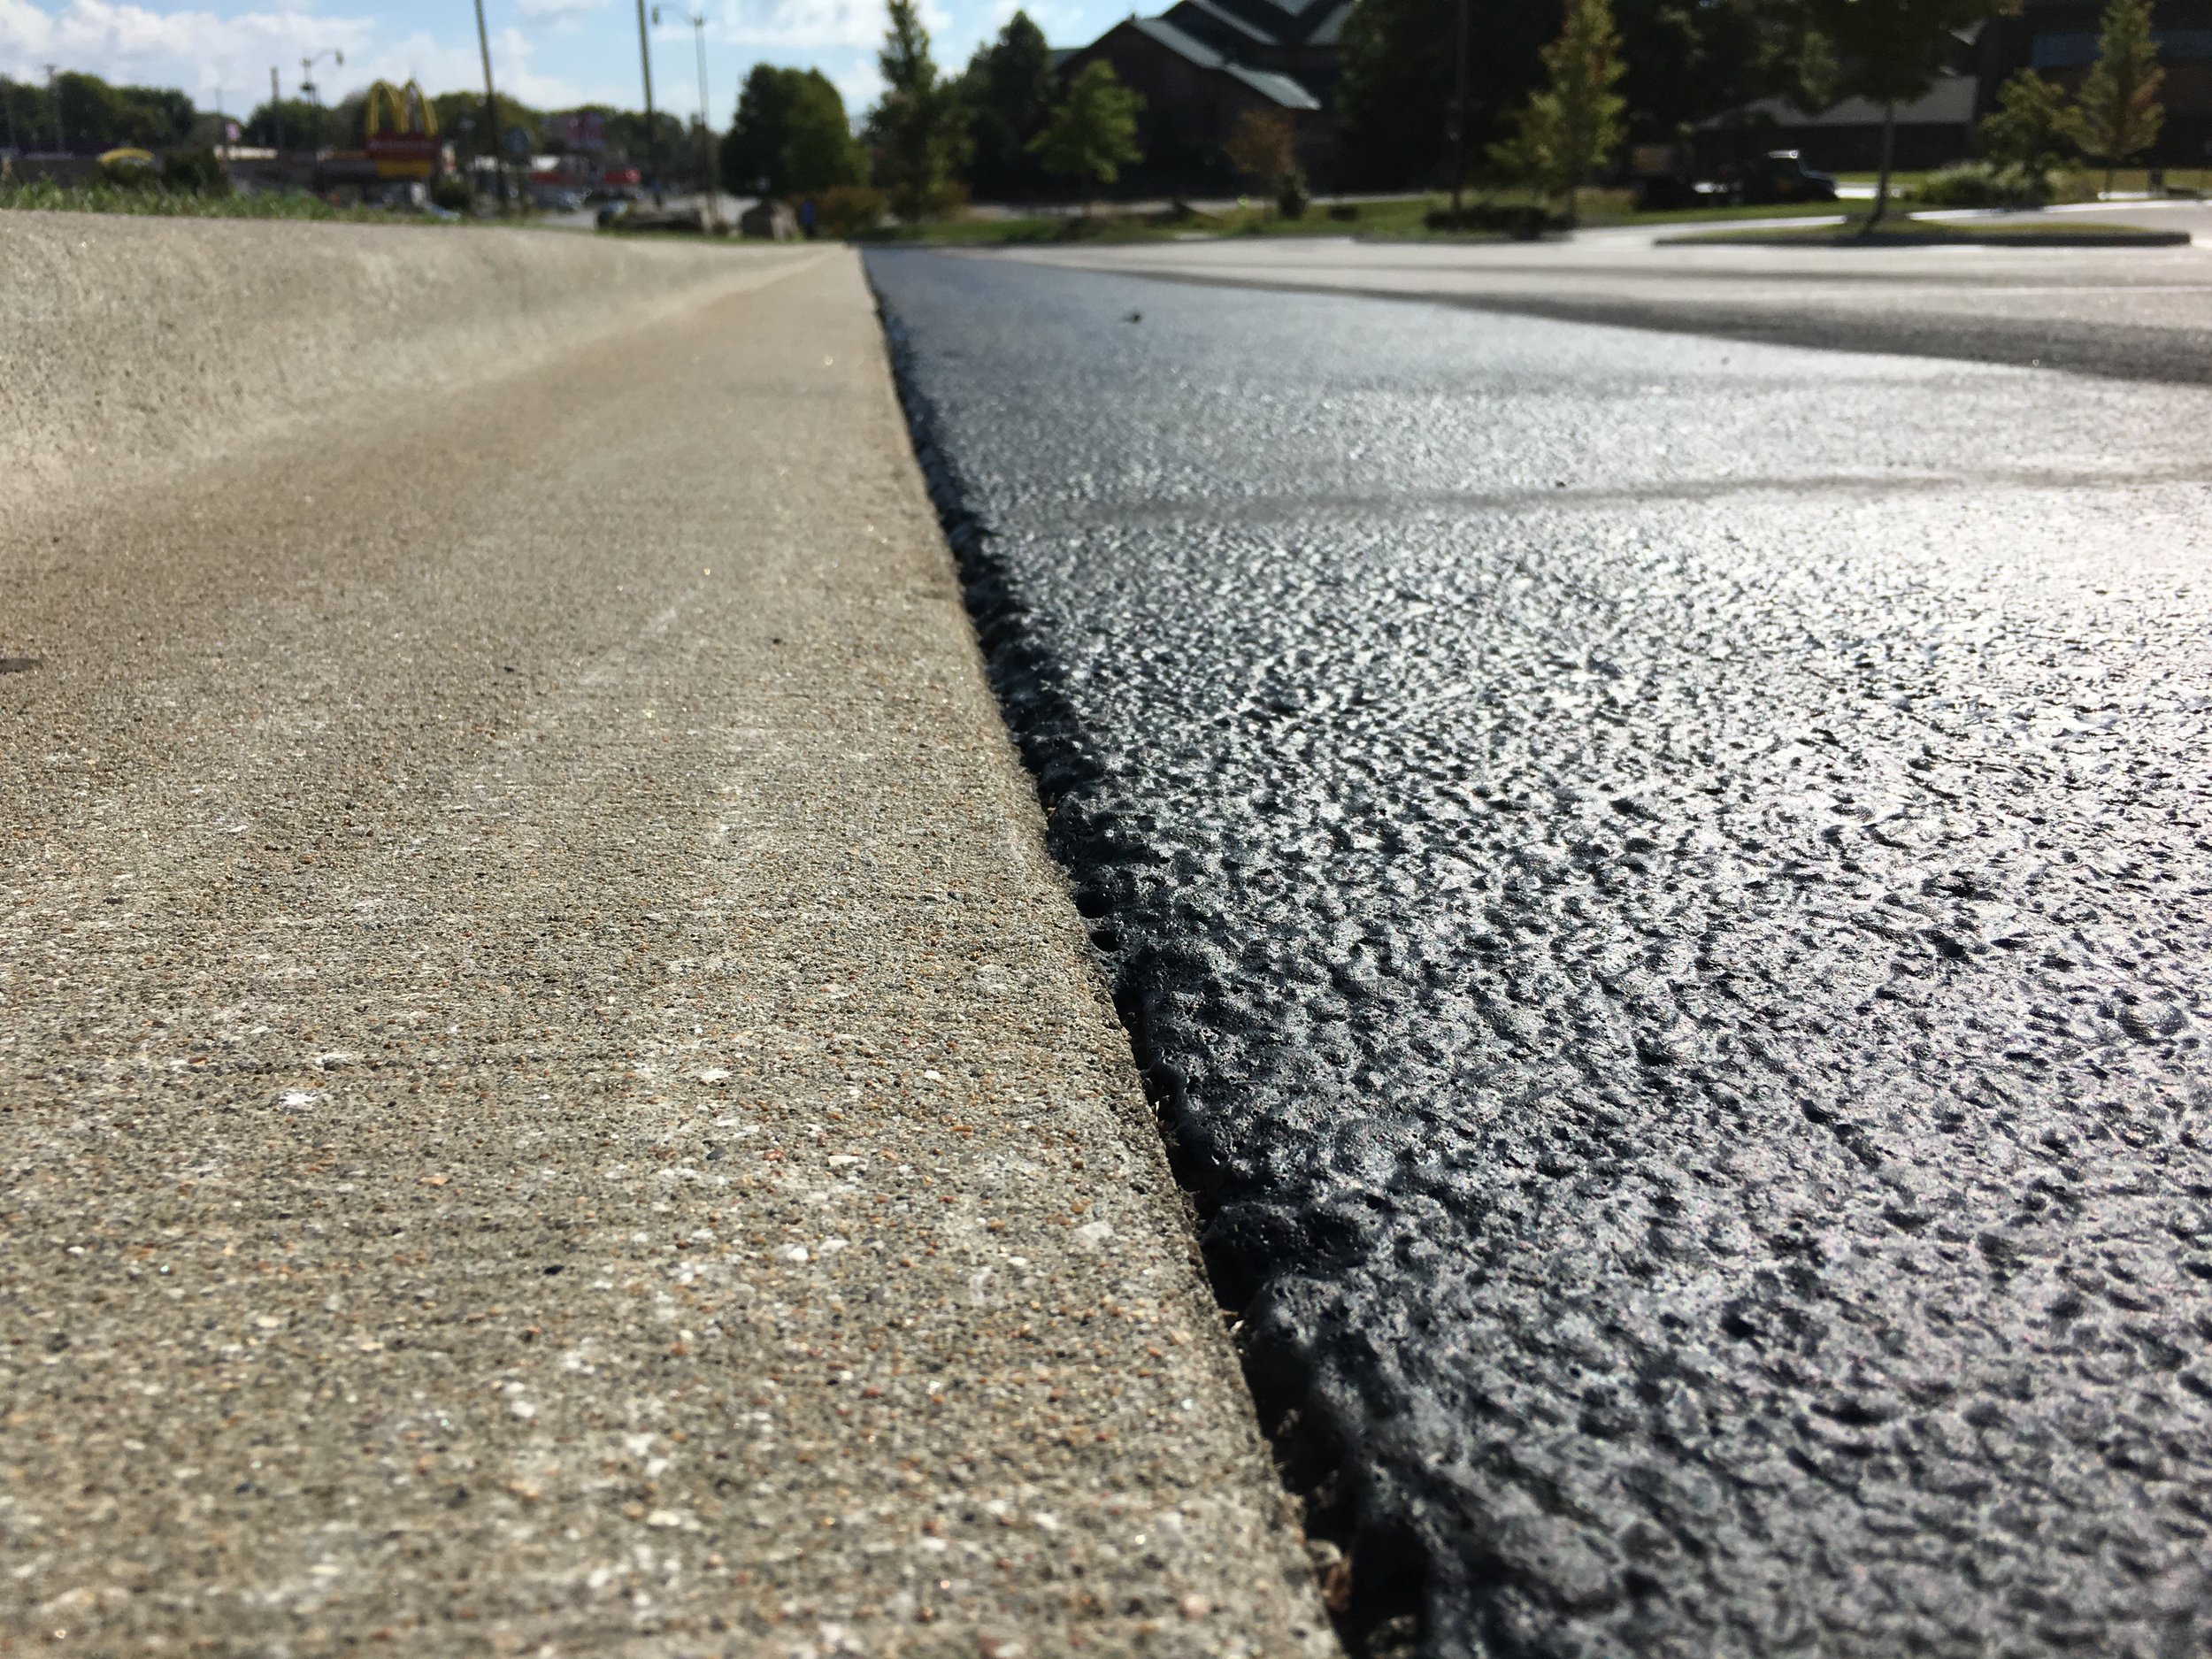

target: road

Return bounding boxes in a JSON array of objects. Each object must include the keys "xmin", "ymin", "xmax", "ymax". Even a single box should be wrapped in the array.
[
  {"xmin": 0, "ymin": 227, "xmax": 1330, "ymax": 1658},
  {"xmin": 984, "ymin": 204, "xmax": 2212, "ymax": 385},
  {"xmin": 867, "ymin": 242, "xmax": 2212, "ymax": 1658}
]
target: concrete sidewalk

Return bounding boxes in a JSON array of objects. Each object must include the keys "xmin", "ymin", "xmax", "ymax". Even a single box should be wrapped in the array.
[{"xmin": 0, "ymin": 227, "xmax": 1331, "ymax": 1657}]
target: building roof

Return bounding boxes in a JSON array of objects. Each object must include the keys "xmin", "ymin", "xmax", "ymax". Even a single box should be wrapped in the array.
[
  {"xmin": 1227, "ymin": 64, "xmax": 1322, "ymax": 111},
  {"xmin": 1164, "ymin": 0, "xmax": 1279, "ymax": 47},
  {"xmin": 1303, "ymin": 2, "xmax": 1352, "ymax": 46},
  {"xmin": 1726, "ymin": 73, "xmax": 1978, "ymax": 131},
  {"xmin": 1116, "ymin": 16, "xmax": 1325, "ymax": 109}
]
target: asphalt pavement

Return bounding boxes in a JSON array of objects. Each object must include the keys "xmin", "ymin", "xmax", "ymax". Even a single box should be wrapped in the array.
[
  {"xmin": 867, "ymin": 245, "xmax": 2212, "ymax": 1659},
  {"xmin": 0, "ymin": 228, "xmax": 1331, "ymax": 1658},
  {"xmin": 989, "ymin": 205, "xmax": 2212, "ymax": 385}
]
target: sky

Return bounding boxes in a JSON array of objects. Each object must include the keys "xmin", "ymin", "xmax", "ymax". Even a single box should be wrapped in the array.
[{"xmin": 0, "ymin": 0, "xmax": 1120, "ymax": 124}]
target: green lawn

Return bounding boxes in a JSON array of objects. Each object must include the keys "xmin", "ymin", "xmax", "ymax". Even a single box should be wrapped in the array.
[
  {"xmin": 852, "ymin": 190, "xmax": 1856, "ymax": 247},
  {"xmin": 1835, "ymin": 166, "xmax": 2211, "ymax": 201},
  {"xmin": 0, "ymin": 177, "xmax": 444, "ymax": 222}
]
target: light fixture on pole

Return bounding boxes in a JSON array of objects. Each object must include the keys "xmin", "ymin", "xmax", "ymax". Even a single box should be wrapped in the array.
[
  {"xmin": 651, "ymin": 5, "xmax": 715, "ymax": 230},
  {"xmin": 300, "ymin": 48, "xmax": 343, "ymax": 152}
]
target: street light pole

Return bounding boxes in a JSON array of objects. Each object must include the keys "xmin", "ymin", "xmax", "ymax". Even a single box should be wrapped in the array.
[
  {"xmin": 634, "ymin": 0, "xmax": 661, "ymax": 204},
  {"xmin": 653, "ymin": 5, "xmax": 715, "ymax": 229},
  {"xmin": 300, "ymin": 48, "xmax": 342, "ymax": 153},
  {"xmin": 473, "ymin": 0, "xmax": 507, "ymax": 210},
  {"xmin": 1450, "ymin": 0, "xmax": 1470, "ymax": 218}
]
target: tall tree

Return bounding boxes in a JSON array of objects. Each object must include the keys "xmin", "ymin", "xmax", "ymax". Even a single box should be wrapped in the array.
[
  {"xmin": 865, "ymin": 0, "xmax": 971, "ymax": 220},
  {"xmin": 2074, "ymin": 0, "xmax": 2164, "ymax": 196},
  {"xmin": 1030, "ymin": 60, "xmax": 1142, "ymax": 210},
  {"xmin": 1801, "ymin": 0, "xmax": 2012, "ymax": 224},
  {"xmin": 960, "ymin": 11, "xmax": 1057, "ymax": 200},
  {"xmin": 1490, "ymin": 0, "xmax": 1626, "ymax": 221},
  {"xmin": 1337, "ymin": 0, "xmax": 1550, "ymax": 189},
  {"xmin": 1614, "ymin": 0, "xmax": 1806, "ymax": 141},
  {"xmin": 1340, "ymin": 0, "xmax": 1793, "ymax": 191},
  {"xmin": 722, "ymin": 65, "xmax": 864, "ymax": 196},
  {"xmin": 1978, "ymin": 69, "xmax": 2078, "ymax": 175}
]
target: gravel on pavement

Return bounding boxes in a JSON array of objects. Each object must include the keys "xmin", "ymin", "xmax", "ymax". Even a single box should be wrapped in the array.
[{"xmin": 868, "ymin": 246, "xmax": 2212, "ymax": 1659}]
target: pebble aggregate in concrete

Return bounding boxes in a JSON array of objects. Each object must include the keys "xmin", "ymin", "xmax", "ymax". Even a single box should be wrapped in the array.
[
  {"xmin": 868, "ymin": 249, "xmax": 2212, "ymax": 1659},
  {"xmin": 0, "ymin": 234, "xmax": 1332, "ymax": 1658}
]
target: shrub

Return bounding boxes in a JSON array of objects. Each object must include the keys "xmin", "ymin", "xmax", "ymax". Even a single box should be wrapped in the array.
[
  {"xmin": 160, "ymin": 149, "xmax": 230, "ymax": 196},
  {"xmin": 1425, "ymin": 203, "xmax": 1556, "ymax": 239},
  {"xmin": 1326, "ymin": 202, "xmax": 1360, "ymax": 222},
  {"xmin": 818, "ymin": 184, "xmax": 888, "ymax": 237},
  {"xmin": 923, "ymin": 178, "xmax": 969, "ymax": 220},
  {"xmin": 1910, "ymin": 161, "xmax": 2052, "ymax": 209},
  {"xmin": 432, "ymin": 175, "xmax": 476, "ymax": 213},
  {"xmin": 95, "ymin": 154, "xmax": 159, "ymax": 190},
  {"xmin": 1276, "ymin": 165, "xmax": 1310, "ymax": 220}
]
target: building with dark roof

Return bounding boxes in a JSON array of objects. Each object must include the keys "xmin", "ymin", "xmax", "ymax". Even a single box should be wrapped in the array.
[
  {"xmin": 1056, "ymin": 0, "xmax": 1351, "ymax": 193},
  {"xmin": 1704, "ymin": 4, "xmax": 2212, "ymax": 177}
]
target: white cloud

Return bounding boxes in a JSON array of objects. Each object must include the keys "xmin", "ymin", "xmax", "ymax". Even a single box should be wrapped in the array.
[
  {"xmin": 0, "ymin": 0, "xmax": 371, "ymax": 98},
  {"xmin": 0, "ymin": 3, "xmax": 595, "ymax": 108},
  {"xmin": 704, "ymin": 0, "xmax": 947, "ymax": 52},
  {"xmin": 516, "ymin": 0, "xmax": 604, "ymax": 19},
  {"xmin": 826, "ymin": 52, "xmax": 876, "ymax": 111}
]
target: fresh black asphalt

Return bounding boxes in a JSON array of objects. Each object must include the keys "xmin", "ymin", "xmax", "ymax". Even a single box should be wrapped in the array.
[{"xmin": 866, "ymin": 248, "xmax": 2212, "ymax": 1659}]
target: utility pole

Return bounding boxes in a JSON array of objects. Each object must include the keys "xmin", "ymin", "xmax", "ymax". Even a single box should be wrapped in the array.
[
  {"xmin": 473, "ymin": 0, "xmax": 507, "ymax": 209},
  {"xmin": 634, "ymin": 0, "xmax": 661, "ymax": 204},
  {"xmin": 45, "ymin": 64, "xmax": 65, "ymax": 156},
  {"xmin": 654, "ymin": 6, "xmax": 715, "ymax": 228},
  {"xmin": 1449, "ymin": 0, "xmax": 1470, "ymax": 218},
  {"xmin": 271, "ymin": 65, "xmax": 280, "ymax": 155}
]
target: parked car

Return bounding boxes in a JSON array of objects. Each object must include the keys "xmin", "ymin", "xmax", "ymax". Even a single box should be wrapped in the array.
[{"xmin": 1716, "ymin": 150, "xmax": 1840, "ymax": 206}]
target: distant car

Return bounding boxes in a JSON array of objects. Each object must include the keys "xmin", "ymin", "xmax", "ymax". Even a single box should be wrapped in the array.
[
  {"xmin": 1722, "ymin": 150, "xmax": 1840, "ymax": 206},
  {"xmin": 595, "ymin": 199, "xmax": 631, "ymax": 229},
  {"xmin": 534, "ymin": 188, "xmax": 584, "ymax": 212}
]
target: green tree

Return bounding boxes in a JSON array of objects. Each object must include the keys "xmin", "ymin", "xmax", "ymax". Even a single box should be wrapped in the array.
[
  {"xmin": 1029, "ymin": 60, "xmax": 1143, "ymax": 209},
  {"xmin": 2074, "ymin": 0, "xmax": 2164, "ymax": 196},
  {"xmin": 1489, "ymin": 0, "xmax": 1626, "ymax": 222},
  {"xmin": 1340, "ymin": 0, "xmax": 1797, "ymax": 192},
  {"xmin": 1225, "ymin": 107, "xmax": 1296, "ymax": 194},
  {"xmin": 1338, "ymin": 0, "xmax": 1548, "ymax": 189},
  {"xmin": 248, "ymin": 96, "xmax": 326, "ymax": 151},
  {"xmin": 958, "ymin": 11, "xmax": 1057, "ymax": 200},
  {"xmin": 865, "ymin": 0, "xmax": 971, "ymax": 221},
  {"xmin": 1978, "ymin": 69, "xmax": 2078, "ymax": 175},
  {"xmin": 1616, "ymin": 0, "xmax": 1806, "ymax": 141},
  {"xmin": 721, "ymin": 65, "xmax": 864, "ymax": 196},
  {"xmin": 1801, "ymin": 0, "xmax": 2013, "ymax": 224}
]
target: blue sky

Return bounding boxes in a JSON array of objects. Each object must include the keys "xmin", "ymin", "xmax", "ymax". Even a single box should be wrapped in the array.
[{"xmin": 0, "ymin": 0, "xmax": 1118, "ymax": 123}]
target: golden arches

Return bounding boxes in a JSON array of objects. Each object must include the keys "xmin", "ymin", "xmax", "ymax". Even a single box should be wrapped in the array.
[{"xmin": 365, "ymin": 80, "xmax": 436, "ymax": 141}]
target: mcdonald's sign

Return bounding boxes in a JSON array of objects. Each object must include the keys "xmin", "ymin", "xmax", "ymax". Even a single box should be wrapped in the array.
[{"xmin": 365, "ymin": 80, "xmax": 441, "ymax": 180}]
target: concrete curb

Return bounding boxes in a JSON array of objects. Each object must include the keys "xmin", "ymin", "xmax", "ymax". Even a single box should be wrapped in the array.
[{"xmin": 0, "ymin": 219, "xmax": 1336, "ymax": 1656}]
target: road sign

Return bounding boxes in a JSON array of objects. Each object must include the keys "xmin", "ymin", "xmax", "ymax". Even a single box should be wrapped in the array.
[
  {"xmin": 504, "ymin": 125, "xmax": 532, "ymax": 160},
  {"xmin": 562, "ymin": 111, "xmax": 606, "ymax": 153}
]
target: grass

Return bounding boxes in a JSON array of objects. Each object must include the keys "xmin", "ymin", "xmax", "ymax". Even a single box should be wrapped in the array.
[
  {"xmin": 1835, "ymin": 166, "xmax": 2211, "ymax": 201},
  {"xmin": 0, "ymin": 177, "xmax": 442, "ymax": 222},
  {"xmin": 1663, "ymin": 216, "xmax": 2187, "ymax": 246},
  {"xmin": 854, "ymin": 190, "xmax": 1860, "ymax": 247}
]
